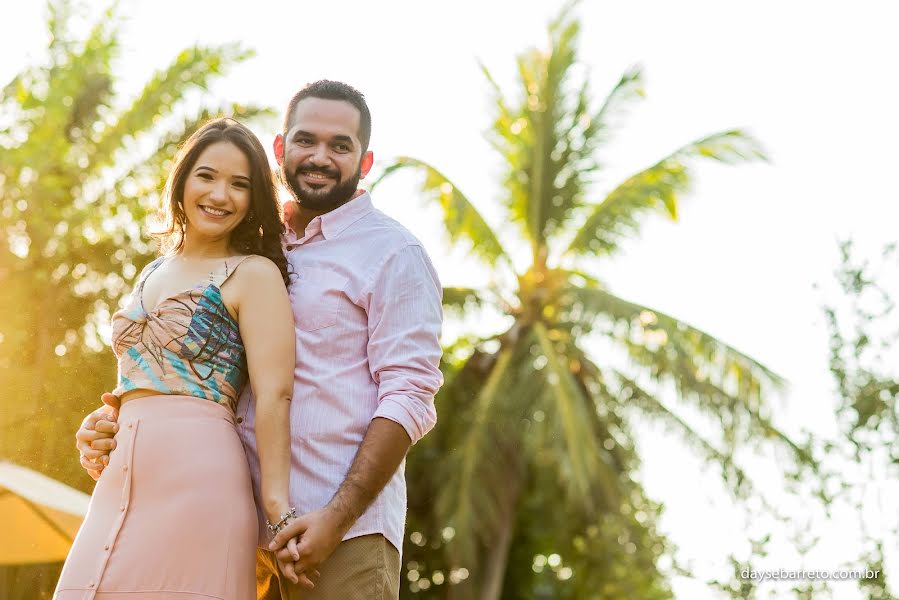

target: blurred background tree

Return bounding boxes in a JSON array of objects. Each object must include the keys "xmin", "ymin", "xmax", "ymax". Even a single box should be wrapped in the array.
[
  {"xmin": 704, "ymin": 241, "xmax": 898, "ymax": 600},
  {"xmin": 0, "ymin": 4, "xmax": 270, "ymax": 594},
  {"xmin": 825, "ymin": 240, "xmax": 898, "ymax": 463},
  {"xmin": 822, "ymin": 240, "xmax": 897, "ymax": 600},
  {"xmin": 0, "ymin": 0, "xmax": 271, "ymax": 494},
  {"xmin": 379, "ymin": 3, "xmax": 820, "ymax": 598}
]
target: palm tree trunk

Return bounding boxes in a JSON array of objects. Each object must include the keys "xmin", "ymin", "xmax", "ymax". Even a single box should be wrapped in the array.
[
  {"xmin": 479, "ymin": 472, "xmax": 521, "ymax": 600},
  {"xmin": 445, "ymin": 451, "xmax": 523, "ymax": 600}
]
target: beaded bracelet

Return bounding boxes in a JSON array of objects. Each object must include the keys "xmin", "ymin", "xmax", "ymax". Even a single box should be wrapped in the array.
[{"xmin": 266, "ymin": 507, "xmax": 297, "ymax": 536}]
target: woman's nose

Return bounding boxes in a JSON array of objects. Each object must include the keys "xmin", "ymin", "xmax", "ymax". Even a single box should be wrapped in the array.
[{"xmin": 209, "ymin": 181, "xmax": 228, "ymax": 201}]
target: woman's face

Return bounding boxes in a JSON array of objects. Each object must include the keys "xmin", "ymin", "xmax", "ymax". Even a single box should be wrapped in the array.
[{"xmin": 182, "ymin": 141, "xmax": 252, "ymax": 244}]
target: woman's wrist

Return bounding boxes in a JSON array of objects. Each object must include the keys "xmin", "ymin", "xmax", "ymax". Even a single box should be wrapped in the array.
[
  {"xmin": 263, "ymin": 496, "xmax": 291, "ymax": 523},
  {"xmin": 265, "ymin": 506, "xmax": 297, "ymax": 537}
]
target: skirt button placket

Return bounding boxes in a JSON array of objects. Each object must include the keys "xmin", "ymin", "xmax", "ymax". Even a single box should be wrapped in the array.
[{"xmin": 91, "ymin": 418, "xmax": 138, "ymax": 595}]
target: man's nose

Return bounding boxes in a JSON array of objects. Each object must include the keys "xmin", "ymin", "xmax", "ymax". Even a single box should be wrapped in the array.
[{"xmin": 309, "ymin": 144, "xmax": 330, "ymax": 165}]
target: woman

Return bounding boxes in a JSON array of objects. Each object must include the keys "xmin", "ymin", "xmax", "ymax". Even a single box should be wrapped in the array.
[{"xmin": 55, "ymin": 118, "xmax": 297, "ymax": 599}]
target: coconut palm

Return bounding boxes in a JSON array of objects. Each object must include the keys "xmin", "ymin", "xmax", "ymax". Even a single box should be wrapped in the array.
[
  {"xmin": 375, "ymin": 4, "xmax": 815, "ymax": 598},
  {"xmin": 0, "ymin": 0, "xmax": 271, "ymax": 490}
]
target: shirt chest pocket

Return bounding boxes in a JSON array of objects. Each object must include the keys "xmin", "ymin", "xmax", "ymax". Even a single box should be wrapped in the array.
[{"xmin": 291, "ymin": 267, "xmax": 348, "ymax": 331}]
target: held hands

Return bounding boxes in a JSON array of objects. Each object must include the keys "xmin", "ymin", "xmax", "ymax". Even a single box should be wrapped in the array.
[
  {"xmin": 274, "ymin": 536, "xmax": 319, "ymax": 589},
  {"xmin": 268, "ymin": 506, "xmax": 348, "ymax": 588},
  {"xmin": 75, "ymin": 393, "xmax": 120, "ymax": 480}
]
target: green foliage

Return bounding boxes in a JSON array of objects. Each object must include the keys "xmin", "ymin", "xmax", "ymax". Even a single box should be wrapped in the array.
[
  {"xmin": 373, "ymin": 157, "xmax": 509, "ymax": 267},
  {"xmin": 0, "ymin": 0, "xmax": 271, "ymax": 494},
  {"xmin": 824, "ymin": 240, "xmax": 898, "ymax": 459},
  {"xmin": 822, "ymin": 241, "xmax": 898, "ymax": 600},
  {"xmin": 566, "ymin": 130, "xmax": 766, "ymax": 258},
  {"xmin": 386, "ymin": 3, "xmax": 813, "ymax": 598}
]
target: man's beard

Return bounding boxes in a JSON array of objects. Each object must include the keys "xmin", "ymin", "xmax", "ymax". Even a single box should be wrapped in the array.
[{"xmin": 283, "ymin": 163, "xmax": 361, "ymax": 212}]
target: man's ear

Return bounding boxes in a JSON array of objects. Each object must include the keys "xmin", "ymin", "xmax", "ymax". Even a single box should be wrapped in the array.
[
  {"xmin": 273, "ymin": 134, "xmax": 285, "ymax": 166},
  {"xmin": 359, "ymin": 151, "xmax": 374, "ymax": 179}
]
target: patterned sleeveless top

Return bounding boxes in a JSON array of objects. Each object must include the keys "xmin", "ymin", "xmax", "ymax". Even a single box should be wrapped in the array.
[{"xmin": 110, "ymin": 255, "xmax": 253, "ymax": 413}]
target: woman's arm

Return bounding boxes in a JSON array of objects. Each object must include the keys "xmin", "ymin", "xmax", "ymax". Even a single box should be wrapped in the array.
[{"xmin": 234, "ymin": 257, "xmax": 295, "ymax": 525}]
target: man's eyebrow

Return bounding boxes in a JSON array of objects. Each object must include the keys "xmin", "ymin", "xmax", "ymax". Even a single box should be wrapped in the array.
[{"xmin": 291, "ymin": 130, "xmax": 355, "ymax": 145}]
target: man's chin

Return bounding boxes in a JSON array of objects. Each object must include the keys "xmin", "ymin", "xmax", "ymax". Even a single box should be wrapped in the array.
[
  {"xmin": 285, "ymin": 169, "xmax": 361, "ymax": 211},
  {"xmin": 297, "ymin": 191, "xmax": 338, "ymax": 209}
]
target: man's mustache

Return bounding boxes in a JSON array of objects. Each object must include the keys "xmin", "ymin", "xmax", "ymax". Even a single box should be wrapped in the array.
[{"xmin": 294, "ymin": 165, "xmax": 340, "ymax": 180}]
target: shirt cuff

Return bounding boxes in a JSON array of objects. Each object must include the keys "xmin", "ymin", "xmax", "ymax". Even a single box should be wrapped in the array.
[{"xmin": 372, "ymin": 394, "xmax": 437, "ymax": 445}]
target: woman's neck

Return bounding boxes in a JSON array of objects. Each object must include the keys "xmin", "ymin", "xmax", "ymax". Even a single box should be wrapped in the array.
[{"xmin": 179, "ymin": 232, "xmax": 233, "ymax": 259}]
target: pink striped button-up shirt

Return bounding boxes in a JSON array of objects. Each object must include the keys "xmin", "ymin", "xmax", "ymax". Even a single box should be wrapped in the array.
[{"xmin": 235, "ymin": 192, "xmax": 443, "ymax": 553}]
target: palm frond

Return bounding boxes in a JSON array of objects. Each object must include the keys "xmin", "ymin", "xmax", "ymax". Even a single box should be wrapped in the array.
[
  {"xmin": 557, "ymin": 284, "xmax": 781, "ymax": 383},
  {"xmin": 442, "ymin": 286, "xmax": 492, "ymax": 316},
  {"xmin": 552, "ymin": 283, "xmax": 821, "ymax": 473},
  {"xmin": 611, "ymin": 370, "xmax": 759, "ymax": 496},
  {"xmin": 479, "ymin": 61, "xmax": 518, "ymax": 157},
  {"xmin": 436, "ymin": 343, "xmax": 521, "ymax": 564},
  {"xmin": 371, "ymin": 157, "xmax": 510, "ymax": 267},
  {"xmin": 533, "ymin": 322, "xmax": 621, "ymax": 511},
  {"xmin": 88, "ymin": 44, "xmax": 255, "ymax": 173},
  {"xmin": 592, "ymin": 65, "xmax": 645, "ymax": 148},
  {"xmin": 499, "ymin": 8, "xmax": 598, "ymax": 256},
  {"xmin": 565, "ymin": 129, "xmax": 767, "ymax": 258}
]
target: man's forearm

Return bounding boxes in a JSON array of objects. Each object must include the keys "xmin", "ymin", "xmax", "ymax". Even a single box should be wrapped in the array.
[{"xmin": 326, "ymin": 417, "xmax": 411, "ymax": 532}]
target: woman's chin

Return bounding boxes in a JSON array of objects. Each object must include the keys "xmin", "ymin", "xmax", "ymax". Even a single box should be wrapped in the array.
[{"xmin": 186, "ymin": 222, "xmax": 239, "ymax": 243}]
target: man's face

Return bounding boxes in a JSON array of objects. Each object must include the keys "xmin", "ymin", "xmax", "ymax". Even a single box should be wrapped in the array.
[{"xmin": 276, "ymin": 97, "xmax": 371, "ymax": 212}]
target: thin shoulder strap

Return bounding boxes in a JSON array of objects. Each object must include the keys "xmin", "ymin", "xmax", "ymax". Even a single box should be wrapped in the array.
[
  {"xmin": 208, "ymin": 255, "xmax": 255, "ymax": 287},
  {"xmin": 134, "ymin": 257, "xmax": 166, "ymax": 292}
]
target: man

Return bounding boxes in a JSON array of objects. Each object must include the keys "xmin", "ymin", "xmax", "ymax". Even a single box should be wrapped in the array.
[{"xmin": 76, "ymin": 80, "xmax": 444, "ymax": 599}]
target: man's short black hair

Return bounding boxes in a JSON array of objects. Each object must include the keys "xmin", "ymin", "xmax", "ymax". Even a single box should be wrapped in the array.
[{"xmin": 282, "ymin": 80, "xmax": 372, "ymax": 155}]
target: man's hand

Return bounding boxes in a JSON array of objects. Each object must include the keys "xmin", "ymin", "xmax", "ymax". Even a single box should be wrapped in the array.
[
  {"xmin": 269, "ymin": 506, "xmax": 349, "ymax": 580},
  {"xmin": 274, "ymin": 536, "xmax": 319, "ymax": 589},
  {"xmin": 76, "ymin": 394, "xmax": 119, "ymax": 480}
]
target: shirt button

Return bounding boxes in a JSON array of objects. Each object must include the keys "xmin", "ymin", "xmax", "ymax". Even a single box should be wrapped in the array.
[
  {"xmin": 104, "ymin": 545, "xmax": 110, "ymax": 550},
  {"xmin": 120, "ymin": 506, "xmax": 125, "ymax": 511},
  {"xmin": 122, "ymin": 465, "xmax": 128, "ymax": 472},
  {"xmin": 236, "ymin": 416, "xmax": 243, "ymax": 424},
  {"xmin": 128, "ymin": 423, "xmax": 133, "ymax": 429}
]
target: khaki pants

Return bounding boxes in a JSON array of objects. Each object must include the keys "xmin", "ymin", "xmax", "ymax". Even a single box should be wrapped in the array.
[{"xmin": 256, "ymin": 534, "xmax": 400, "ymax": 600}]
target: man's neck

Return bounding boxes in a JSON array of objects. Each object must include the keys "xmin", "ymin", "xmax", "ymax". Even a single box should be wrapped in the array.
[{"xmin": 289, "ymin": 189, "xmax": 366, "ymax": 235}]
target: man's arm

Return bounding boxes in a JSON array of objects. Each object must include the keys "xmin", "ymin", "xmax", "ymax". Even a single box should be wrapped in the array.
[
  {"xmin": 327, "ymin": 418, "xmax": 411, "ymax": 531},
  {"xmin": 270, "ymin": 244, "xmax": 444, "ymax": 572},
  {"xmin": 269, "ymin": 418, "xmax": 411, "ymax": 570}
]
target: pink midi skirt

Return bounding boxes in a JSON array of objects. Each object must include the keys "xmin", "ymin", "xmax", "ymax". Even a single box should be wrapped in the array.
[{"xmin": 55, "ymin": 395, "xmax": 257, "ymax": 600}]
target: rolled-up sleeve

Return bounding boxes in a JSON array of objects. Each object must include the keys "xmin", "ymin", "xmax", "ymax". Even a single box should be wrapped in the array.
[{"xmin": 366, "ymin": 244, "xmax": 443, "ymax": 444}]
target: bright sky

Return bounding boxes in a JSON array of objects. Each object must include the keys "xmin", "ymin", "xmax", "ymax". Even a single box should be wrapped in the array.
[{"xmin": 3, "ymin": 1, "xmax": 898, "ymax": 597}]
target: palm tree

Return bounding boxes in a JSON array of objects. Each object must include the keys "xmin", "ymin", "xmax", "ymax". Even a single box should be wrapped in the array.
[
  {"xmin": 376, "ymin": 4, "xmax": 816, "ymax": 598},
  {"xmin": 0, "ymin": 0, "xmax": 271, "ymax": 490}
]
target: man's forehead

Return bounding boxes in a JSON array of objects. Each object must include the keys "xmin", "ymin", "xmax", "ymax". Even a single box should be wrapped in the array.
[{"xmin": 287, "ymin": 97, "xmax": 361, "ymax": 138}]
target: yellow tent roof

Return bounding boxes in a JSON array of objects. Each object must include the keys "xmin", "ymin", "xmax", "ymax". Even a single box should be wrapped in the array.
[{"xmin": 0, "ymin": 461, "xmax": 90, "ymax": 564}]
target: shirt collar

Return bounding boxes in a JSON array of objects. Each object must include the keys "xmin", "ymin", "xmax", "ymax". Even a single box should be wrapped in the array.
[{"xmin": 284, "ymin": 191, "xmax": 374, "ymax": 249}]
